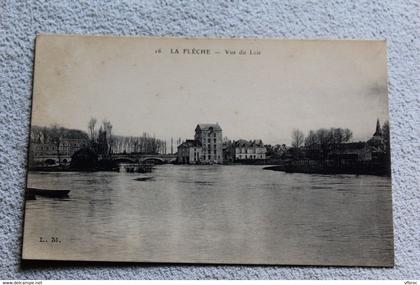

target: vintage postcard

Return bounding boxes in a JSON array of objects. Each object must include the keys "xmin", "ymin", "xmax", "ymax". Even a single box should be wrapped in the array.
[{"xmin": 22, "ymin": 35, "xmax": 394, "ymax": 266}]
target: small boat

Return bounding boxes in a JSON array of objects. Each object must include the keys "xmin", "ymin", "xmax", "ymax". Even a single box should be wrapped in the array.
[
  {"xmin": 27, "ymin": 188, "xmax": 70, "ymax": 198},
  {"xmin": 134, "ymin": 177, "xmax": 154, "ymax": 181},
  {"xmin": 25, "ymin": 189, "xmax": 36, "ymax": 200}
]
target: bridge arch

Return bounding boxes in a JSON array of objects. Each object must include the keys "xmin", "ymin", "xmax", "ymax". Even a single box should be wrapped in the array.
[
  {"xmin": 45, "ymin": 159, "xmax": 56, "ymax": 165},
  {"xmin": 141, "ymin": 157, "xmax": 165, "ymax": 164},
  {"xmin": 114, "ymin": 158, "xmax": 137, "ymax": 164}
]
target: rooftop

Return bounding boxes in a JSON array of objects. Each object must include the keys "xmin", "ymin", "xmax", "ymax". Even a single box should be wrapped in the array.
[
  {"xmin": 178, "ymin": 139, "xmax": 202, "ymax": 148},
  {"xmin": 234, "ymin": 139, "xmax": 265, "ymax": 147},
  {"xmin": 195, "ymin": 123, "xmax": 222, "ymax": 132}
]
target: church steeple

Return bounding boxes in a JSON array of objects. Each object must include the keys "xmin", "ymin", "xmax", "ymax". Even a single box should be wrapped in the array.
[{"xmin": 373, "ymin": 118, "xmax": 382, "ymax": 136}]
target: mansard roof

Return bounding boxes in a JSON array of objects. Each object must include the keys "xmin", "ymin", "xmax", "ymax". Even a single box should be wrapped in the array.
[
  {"xmin": 234, "ymin": 139, "xmax": 265, "ymax": 148},
  {"xmin": 195, "ymin": 123, "xmax": 222, "ymax": 132},
  {"xmin": 178, "ymin": 139, "xmax": 202, "ymax": 148}
]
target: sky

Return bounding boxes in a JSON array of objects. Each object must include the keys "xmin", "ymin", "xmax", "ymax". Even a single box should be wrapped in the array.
[{"xmin": 31, "ymin": 35, "xmax": 390, "ymax": 146}]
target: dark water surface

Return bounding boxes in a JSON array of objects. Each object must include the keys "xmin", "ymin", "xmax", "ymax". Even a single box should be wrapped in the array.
[{"xmin": 23, "ymin": 165, "xmax": 394, "ymax": 266}]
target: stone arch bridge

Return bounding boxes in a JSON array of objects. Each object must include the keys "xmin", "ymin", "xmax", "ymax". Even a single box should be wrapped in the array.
[{"xmin": 111, "ymin": 153, "xmax": 177, "ymax": 164}]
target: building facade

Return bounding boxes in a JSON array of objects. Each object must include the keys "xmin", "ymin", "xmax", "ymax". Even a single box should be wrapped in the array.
[
  {"xmin": 307, "ymin": 119, "xmax": 387, "ymax": 162},
  {"xmin": 177, "ymin": 140, "xmax": 203, "ymax": 164},
  {"xmin": 29, "ymin": 138, "xmax": 88, "ymax": 165},
  {"xmin": 29, "ymin": 126, "xmax": 89, "ymax": 166},
  {"xmin": 327, "ymin": 142, "xmax": 372, "ymax": 161},
  {"xmin": 194, "ymin": 123, "xmax": 223, "ymax": 164},
  {"xmin": 234, "ymin": 139, "xmax": 267, "ymax": 160}
]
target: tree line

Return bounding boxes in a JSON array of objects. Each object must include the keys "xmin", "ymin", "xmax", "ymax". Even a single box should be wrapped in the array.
[
  {"xmin": 292, "ymin": 127, "xmax": 353, "ymax": 158},
  {"xmin": 87, "ymin": 117, "xmax": 167, "ymax": 156},
  {"xmin": 290, "ymin": 121, "xmax": 390, "ymax": 160}
]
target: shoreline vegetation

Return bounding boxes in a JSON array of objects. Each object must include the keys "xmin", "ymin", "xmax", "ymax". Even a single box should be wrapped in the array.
[
  {"xmin": 263, "ymin": 161, "xmax": 390, "ymax": 177},
  {"xmin": 28, "ymin": 118, "xmax": 391, "ymax": 177},
  {"xmin": 29, "ymin": 159, "xmax": 390, "ymax": 177}
]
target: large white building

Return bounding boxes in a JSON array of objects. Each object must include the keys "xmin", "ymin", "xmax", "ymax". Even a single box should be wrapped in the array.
[{"xmin": 234, "ymin": 139, "xmax": 266, "ymax": 160}]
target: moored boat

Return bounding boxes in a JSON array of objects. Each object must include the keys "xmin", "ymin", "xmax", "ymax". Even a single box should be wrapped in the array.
[{"xmin": 27, "ymin": 188, "xmax": 70, "ymax": 198}]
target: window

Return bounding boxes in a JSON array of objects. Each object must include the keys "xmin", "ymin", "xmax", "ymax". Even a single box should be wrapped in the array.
[{"xmin": 214, "ymin": 138, "xmax": 216, "ymax": 143}]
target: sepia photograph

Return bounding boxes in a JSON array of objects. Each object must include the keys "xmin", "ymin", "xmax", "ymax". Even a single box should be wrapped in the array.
[{"xmin": 22, "ymin": 35, "xmax": 393, "ymax": 266}]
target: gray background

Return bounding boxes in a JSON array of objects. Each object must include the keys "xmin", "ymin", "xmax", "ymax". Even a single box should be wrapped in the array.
[{"xmin": 0, "ymin": 0, "xmax": 418, "ymax": 280}]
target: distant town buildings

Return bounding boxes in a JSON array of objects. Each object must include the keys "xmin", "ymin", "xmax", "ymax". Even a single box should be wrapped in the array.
[
  {"xmin": 288, "ymin": 119, "xmax": 390, "ymax": 175},
  {"xmin": 327, "ymin": 142, "xmax": 372, "ymax": 161},
  {"xmin": 299, "ymin": 119, "xmax": 388, "ymax": 163},
  {"xmin": 177, "ymin": 123, "xmax": 270, "ymax": 164},
  {"xmin": 194, "ymin": 123, "xmax": 223, "ymax": 164},
  {"xmin": 329, "ymin": 119, "xmax": 387, "ymax": 162},
  {"xmin": 28, "ymin": 118, "xmax": 388, "ymax": 175},
  {"xmin": 177, "ymin": 123, "xmax": 223, "ymax": 164},
  {"xmin": 367, "ymin": 119, "xmax": 385, "ymax": 149},
  {"xmin": 29, "ymin": 127, "xmax": 88, "ymax": 166},
  {"xmin": 233, "ymin": 139, "xmax": 267, "ymax": 160},
  {"xmin": 177, "ymin": 140, "xmax": 203, "ymax": 164},
  {"xmin": 30, "ymin": 139, "xmax": 88, "ymax": 165}
]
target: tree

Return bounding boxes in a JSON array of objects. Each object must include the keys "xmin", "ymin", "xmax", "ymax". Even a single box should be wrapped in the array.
[
  {"xmin": 291, "ymin": 129, "xmax": 305, "ymax": 149},
  {"xmin": 88, "ymin": 117, "xmax": 97, "ymax": 141},
  {"xmin": 343, "ymin": 128, "xmax": 353, "ymax": 142},
  {"xmin": 97, "ymin": 126, "xmax": 107, "ymax": 156},
  {"xmin": 291, "ymin": 129, "xmax": 305, "ymax": 159},
  {"xmin": 49, "ymin": 124, "xmax": 63, "ymax": 165},
  {"xmin": 102, "ymin": 120, "xmax": 113, "ymax": 155},
  {"xmin": 305, "ymin": 130, "xmax": 318, "ymax": 148},
  {"xmin": 70, "ymin": 147, "xmax": 98, "ymax": 170},
  {"xmin": 303, "ymin": 127, "xmax": 353, "ymax": 159}
]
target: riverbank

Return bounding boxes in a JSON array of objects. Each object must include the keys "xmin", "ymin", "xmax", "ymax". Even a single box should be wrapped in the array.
[
  {"xmin": 263, "ymin": 165, "xmax": 287, "ymax": 172},
  {"xmin": 28, "ymin": 165, "xmax": 119, "ymax": 172},
  {"xmin": 264, "ymin": 160, "xmax": 390, "ymax": 176}
]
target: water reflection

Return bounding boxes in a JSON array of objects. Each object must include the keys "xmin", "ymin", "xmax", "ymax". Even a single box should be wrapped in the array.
[{"xmin": 23, "ymin": 165, "xmax": 393, "ymax": 266}]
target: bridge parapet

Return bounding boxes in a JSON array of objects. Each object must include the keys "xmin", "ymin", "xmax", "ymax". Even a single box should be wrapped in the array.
[{"xmin": 112, "ymin": 153, "xmax": 177, "ymax": 163}]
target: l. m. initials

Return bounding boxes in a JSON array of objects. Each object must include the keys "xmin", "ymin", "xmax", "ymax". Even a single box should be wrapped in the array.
[
  {"xmin": 39, "ymin": 236, "xmax": 61, "ymax": 243},
  {"xmin": 51, "ymin": 237, "xmax": 60, "ymax": 243}
]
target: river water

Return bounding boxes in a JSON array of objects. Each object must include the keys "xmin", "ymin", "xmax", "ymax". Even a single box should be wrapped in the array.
[{"xmin": 23, "ymin": 164, "xmax": 394, "ymax": 266}]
